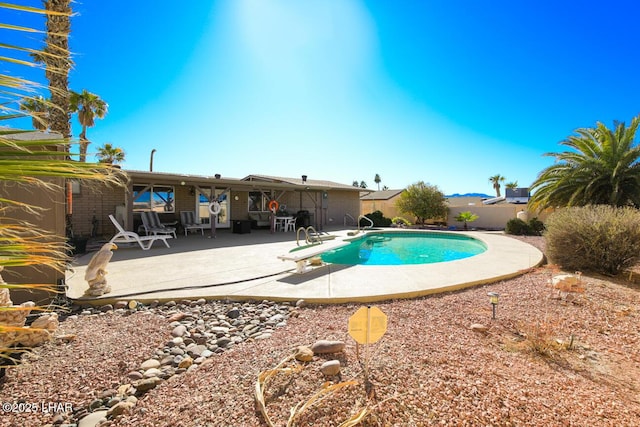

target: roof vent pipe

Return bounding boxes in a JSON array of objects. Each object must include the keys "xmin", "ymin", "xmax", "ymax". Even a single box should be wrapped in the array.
[{"xmin": 302, "ymin": 175, "xmax": 307, "ymax": 184}]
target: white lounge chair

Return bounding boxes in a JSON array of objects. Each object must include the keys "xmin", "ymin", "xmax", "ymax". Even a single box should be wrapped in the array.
[
  {"xmin": 140, "ymin": 211, "xmax": 177, "ymax": 238},
  {"xmin": 180, "ymin": 211, "xmax": 205, "ymax": 236},
  {"xmin": 108, "ymin": 215, "xmax": 171, "ymax": 250}
]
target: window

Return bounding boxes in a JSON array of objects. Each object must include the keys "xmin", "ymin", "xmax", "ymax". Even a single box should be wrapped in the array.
[
  {"xmin": 133, "ymin": 185, "xmax": 175, "ymax": 213},
  {"xmin": 248, "ymin": 191, "xmax": 267, "ymax": 211}
]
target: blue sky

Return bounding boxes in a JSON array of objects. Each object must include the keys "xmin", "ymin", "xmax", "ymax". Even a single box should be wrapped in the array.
[{"xmin": 4, "ymin": 1, "xmax": 640, "ymax": 195}]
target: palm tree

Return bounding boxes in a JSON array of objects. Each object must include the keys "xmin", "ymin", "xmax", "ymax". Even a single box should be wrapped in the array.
[
  {"xmin": 96, "ymin": 143, "xmax": 125, "ymax": 164},
  {"xmin": 529, "ymin": 116, "xmax": 640, "ymax": 210},
  {"xmin": 374, "ymin": 173, "xmax": 382, "ymax": 191},
  {"xmin": 359, "ymin": 181, "xmax": 367, "ymax": 189},
  {"xmin": 43, "ymin": 0, "xmax": 72, "ymax": 139},
  {"xmin": 506, "ymin": 181, "xmax": 518, "ymax": 190},
  {"xmin": 19, "ymin": 96, "xmax": 49, "ymax": 131},
  {"xmin": 454, "ymin": 211, "xmax": 479, "ymax": 231},
  {"xmin": 0, "ymin": 2, "xmax": 124, "ymax": 375},
  {"xmin": 489, "ymin": 174, "xmax": 505, "ymax": 197},
  {"xmin": 70, "ymin": 89, "xmax": 108, "ymax": 162}
]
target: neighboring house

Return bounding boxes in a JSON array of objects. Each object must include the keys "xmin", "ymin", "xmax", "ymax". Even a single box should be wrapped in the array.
[
  {"xmin": 360, "ymin": 189, "xmax": 404, "ymax": 219},
  {"xmin": 71, "ymin": 171, "xmax": 363, "ymax": 238}
]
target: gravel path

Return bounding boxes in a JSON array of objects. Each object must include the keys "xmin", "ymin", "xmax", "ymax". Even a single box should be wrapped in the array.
[{"xmin": 1, "ymin": 236, "xmax": 639, "ymax": 427}]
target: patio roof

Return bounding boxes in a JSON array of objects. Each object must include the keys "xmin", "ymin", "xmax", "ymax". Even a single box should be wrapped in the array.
[{"xmin": 124, "ymin": 170, "xmax": 362, "ymax": 192}]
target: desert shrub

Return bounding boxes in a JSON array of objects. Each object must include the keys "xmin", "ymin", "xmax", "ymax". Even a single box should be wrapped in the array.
[
  {"xmin": 528, "ymin": 217, "xmax": 545, "ymax": 235},
  {"xmin": 391, "ymin": 216, "xmax": 411, "ymax": 226},
  {"xmin": 544, "ymin": 205, "xmax": 640, "ymax": 275},
  {"xmin": 361, "ymin": 211, "xmax": 392, "ymax": 227},
  {"xmin": 505, "ymin": 218, "xmax": 531, "ymax": 235},
  {"xmin": 505, "ymin": 217, "xmax": 544, "ymax": 235}
]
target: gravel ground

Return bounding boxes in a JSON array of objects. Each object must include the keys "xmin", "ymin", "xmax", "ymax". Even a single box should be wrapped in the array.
[{"xmin": 1, "ymin": 236, "xmax": 639, "ymax": 427}]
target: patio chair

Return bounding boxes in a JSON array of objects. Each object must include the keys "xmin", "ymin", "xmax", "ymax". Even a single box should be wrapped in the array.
[
  {"xmin": 140, "ymin": 211, "xmax": 177, "ymax": 238},
  {"xmin": 108, "ymin": 215, "xmax": 171, "ymax": 250},
  {"xmin": 180, "ymin": 211, "xmax": 205, "ymax": 236},
  {"xmin": 284, "ymin": 217, "xmax": 297, "ymax": 232}
]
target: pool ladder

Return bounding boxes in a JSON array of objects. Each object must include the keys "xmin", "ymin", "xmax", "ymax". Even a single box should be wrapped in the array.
[
  {"xmin": 357, "ymin": 215, "xmax": 374, "ymax": 233},
  {"xmin": 296, "ymin": 226, "xmax": 324, "ymax": 246}
]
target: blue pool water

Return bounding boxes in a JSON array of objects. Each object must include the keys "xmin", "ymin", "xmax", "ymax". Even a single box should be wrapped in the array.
[{"xmin": 320, "ymin": 232, "xmax": 487, "ymax": 266}]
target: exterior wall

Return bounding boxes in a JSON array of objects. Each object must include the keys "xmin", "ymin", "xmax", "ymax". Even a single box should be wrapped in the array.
[
  {"xmin": 361, "ymin": 199, "xmax": 403, "ymax": 219},
  {"xmin": 448, "ymin": 204, "xmax": 529, "ymax": 230},
  {"xmin": 71, "ymin": 183, "xmax": 362, "ymax": 235},
  {"xmin": 72, "ymin": 181, "xmax": 125, "ymax": 237},
  {"xmin": 2, "ymin": 178, "xmax": 65, "ymax": 304}
]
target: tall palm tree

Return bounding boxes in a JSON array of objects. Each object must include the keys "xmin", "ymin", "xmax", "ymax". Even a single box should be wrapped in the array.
[
  {"xmin": 43, "ymin": 0, "xmax": 72, "ymax": 139},
  {"xmin": 374, "ymin": 173, "xmax": 382, "ymax": 191},
  {"xmin": 96, "ymin": 143, "xmax": 125, "ymax": 164},
  {"xmin": 69, "ymin": 89, "xmax": 108, "ymax": 162},
  {"xmin": 529, "ymin": 116, "xmax": 640, "ymax": 210},
  {"xmin": 19, "ymin": 96, "xmax": 49, "ymax": 131},
  {"xmin": 506, "ymin": 181, "xmax": 518, "ymax": 190},
  {"xmin": 489, "ymin": 174, "xmax": 505, "ymax": 197},
  {"xmin": 0, "ymin": 2, "xmax": 124, "ymax": 375}
]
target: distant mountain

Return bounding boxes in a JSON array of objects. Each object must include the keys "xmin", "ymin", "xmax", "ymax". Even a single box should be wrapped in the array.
[{"xmin": 445, "ymin": 193, "xmax": 492, "ymax": 198}]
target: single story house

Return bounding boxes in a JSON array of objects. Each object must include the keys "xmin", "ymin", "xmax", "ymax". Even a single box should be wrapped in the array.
[{"xmin": 70, "ymin": 171, "xmax": 363, "ymax": 239}]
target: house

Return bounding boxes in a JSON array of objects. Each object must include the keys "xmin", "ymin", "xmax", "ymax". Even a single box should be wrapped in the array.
[
  {"xmin": 70, "ymin": 171, "xmax": 363, "ymax": 238},
  {"xmin": 360, "ymin": 189, "xmax": 404, "ymax": 219}
]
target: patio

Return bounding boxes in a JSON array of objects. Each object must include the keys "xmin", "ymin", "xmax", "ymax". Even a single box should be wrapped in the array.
[{"xmin": 65, "ymin": 227, "xmax": 544, "ymax": 305}]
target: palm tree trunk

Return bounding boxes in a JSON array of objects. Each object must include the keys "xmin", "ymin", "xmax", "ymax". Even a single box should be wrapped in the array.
[{"xmin": 44, "ymin": 0, "xmax": 72, "ymax": 139}]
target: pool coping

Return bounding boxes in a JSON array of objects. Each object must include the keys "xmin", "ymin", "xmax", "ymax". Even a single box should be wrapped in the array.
[{"xmin": 65, "ymin": 229, "xmax": 544, "ymax": 305}]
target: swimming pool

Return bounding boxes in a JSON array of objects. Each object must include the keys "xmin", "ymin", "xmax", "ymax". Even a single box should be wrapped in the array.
[{"xmin": 320, "ymin": 231, "xmax": 487, "ymax": 265}]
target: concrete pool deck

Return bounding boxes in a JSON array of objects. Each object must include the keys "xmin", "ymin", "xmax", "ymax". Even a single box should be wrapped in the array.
[{"xmin": 65, "ymin": 228, "xmax": 544, "ymax": 305}]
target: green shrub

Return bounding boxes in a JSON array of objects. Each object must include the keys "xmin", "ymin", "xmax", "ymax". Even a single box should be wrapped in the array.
[
  {"xmin": 505, "ymin": 217, "xmax": 545, "ymax": 236},
  {"xmin": 544, "ymin": 205, "xmax": 640, "ymax": 275},
  {"xmin": 528, "ymin": 217, "xmax": 545, "ymax": 235},
  {"xmin": 391, "ymin": 216, "xmax": 411, "ymax": 226},
  {"xmin": 505, "ymin": 218, "xmax": 532, "ymax": 235},
  {"xmin": 361, "ymin": 210, "xmax": 392, "ymax": 227}
]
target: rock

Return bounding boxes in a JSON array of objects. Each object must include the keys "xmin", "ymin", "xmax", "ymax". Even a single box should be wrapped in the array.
[
  {"xmin": 127, "ymin": 371, "xmax": 143, "ymax": 381},
  {"xmin": 470, "ymin": 323, "xmax": 489, "ymax": 333},
  {"xmin": 320, "ymin": 360, "xmax": 341, "ymax": 376},
  {"xmin": 143, "ymin": 368, "xmax": 163, "ymax": 378},
  {"xmin": 77, "ymin": 410, "xmax": 108, "ymax": 427},
  {"xmin": 133, "ymin": 377, "xmax": 163, "ymax": 392},
  {"xmin": 295, "ymin": 299, "xmax": 306, "ymax": 308},
  {"xmin": 140, "ymin": 358, "xmax": 161, "ymax": 370},
  {"xmin": 178, "ymin": 357, "xmax": 193, "ymax": 369},
  {"xmin": 186, "ymin": 344, "xmax": 208, "ymax": 357},
  {"xmin": 31, "ymin": 312, "xmax": 59, "ymax": 331},
  {"xmin": 99, "ymin": 304, "xmax": 113, "ymax": 312},
  {"xmin": 168, "ymin": 312, "xmax": 187, "ymax": 322},
  {"xmin": 216, "ymin": 337, "xmax": 232, "ymax": 348},
  {"xmin": 114, "ymin": 301, "xmax": 128, "ymax": 310},
  {"xmin": 311, "ymin": 340, "xmax": 345, "ymax": 354},
  {"xmin": 171, "ymin": 324, "xmax": 187, "ymax": 337},
  {"xmin": 226, "ymin": 308, "xmax": 241, "ymax": 319},
  {"xmin": 107, "ymin": 401, "xmax": 135, "ymax": 418},
  {"xmin": 97, "ymin": 389, "xmax": 117, "ymax": 400},
  {"xmin": 294, "ymin": 345, "xmax": 314, "ymax": 362}
]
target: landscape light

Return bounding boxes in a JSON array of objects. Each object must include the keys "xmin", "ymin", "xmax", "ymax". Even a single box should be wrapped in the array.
[{"xmin": 487, "ymin": 292, "xmax": 500, "ymax": 319}]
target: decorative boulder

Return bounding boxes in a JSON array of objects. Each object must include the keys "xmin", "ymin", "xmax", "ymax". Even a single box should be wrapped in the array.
[
  {"xmin": 320, "ymin": 360, "xmax": 341, "ymax": 376},
  {"xmin": 311, "ymin": 340, "xmax": 345, "ymax": 354},
  {"xmin": 294, "ymin": 345, "xmax": 314, "ymax": 362}
]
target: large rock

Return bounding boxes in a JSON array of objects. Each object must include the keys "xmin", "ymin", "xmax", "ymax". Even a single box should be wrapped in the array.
[
  {"xmin": 294, "ymin": 345, "xmax": 314, "ymax": 362},
  {"xmin": 320, "ymin": 360, "xmax": 341, "ymax": 376},
  {"xmin": 311, "ymin": 340, "xmax": 345, "ymax": 354}
]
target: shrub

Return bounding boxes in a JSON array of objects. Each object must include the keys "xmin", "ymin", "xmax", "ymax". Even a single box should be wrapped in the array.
[
  {"xmin": 361, "ymin": 211, "xmax": 392, "ymax": 227},
  {"xmin": 505, "ymin": 218, "xmax": 532, "ymax": 235},
  {"xmin": 505, "ymin": 217, "xmax": 544, "ymax": 236},
  {"xmin": 544, "ymin": 205, "xmax": 640, "ymax": 275},
  {"xmin": 528, "ymin": 217, "xmax": 545, "ymax": 235},
  {"xmin": 391, "ymin": 216, "xmax": 411, "ymax": 227}
]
